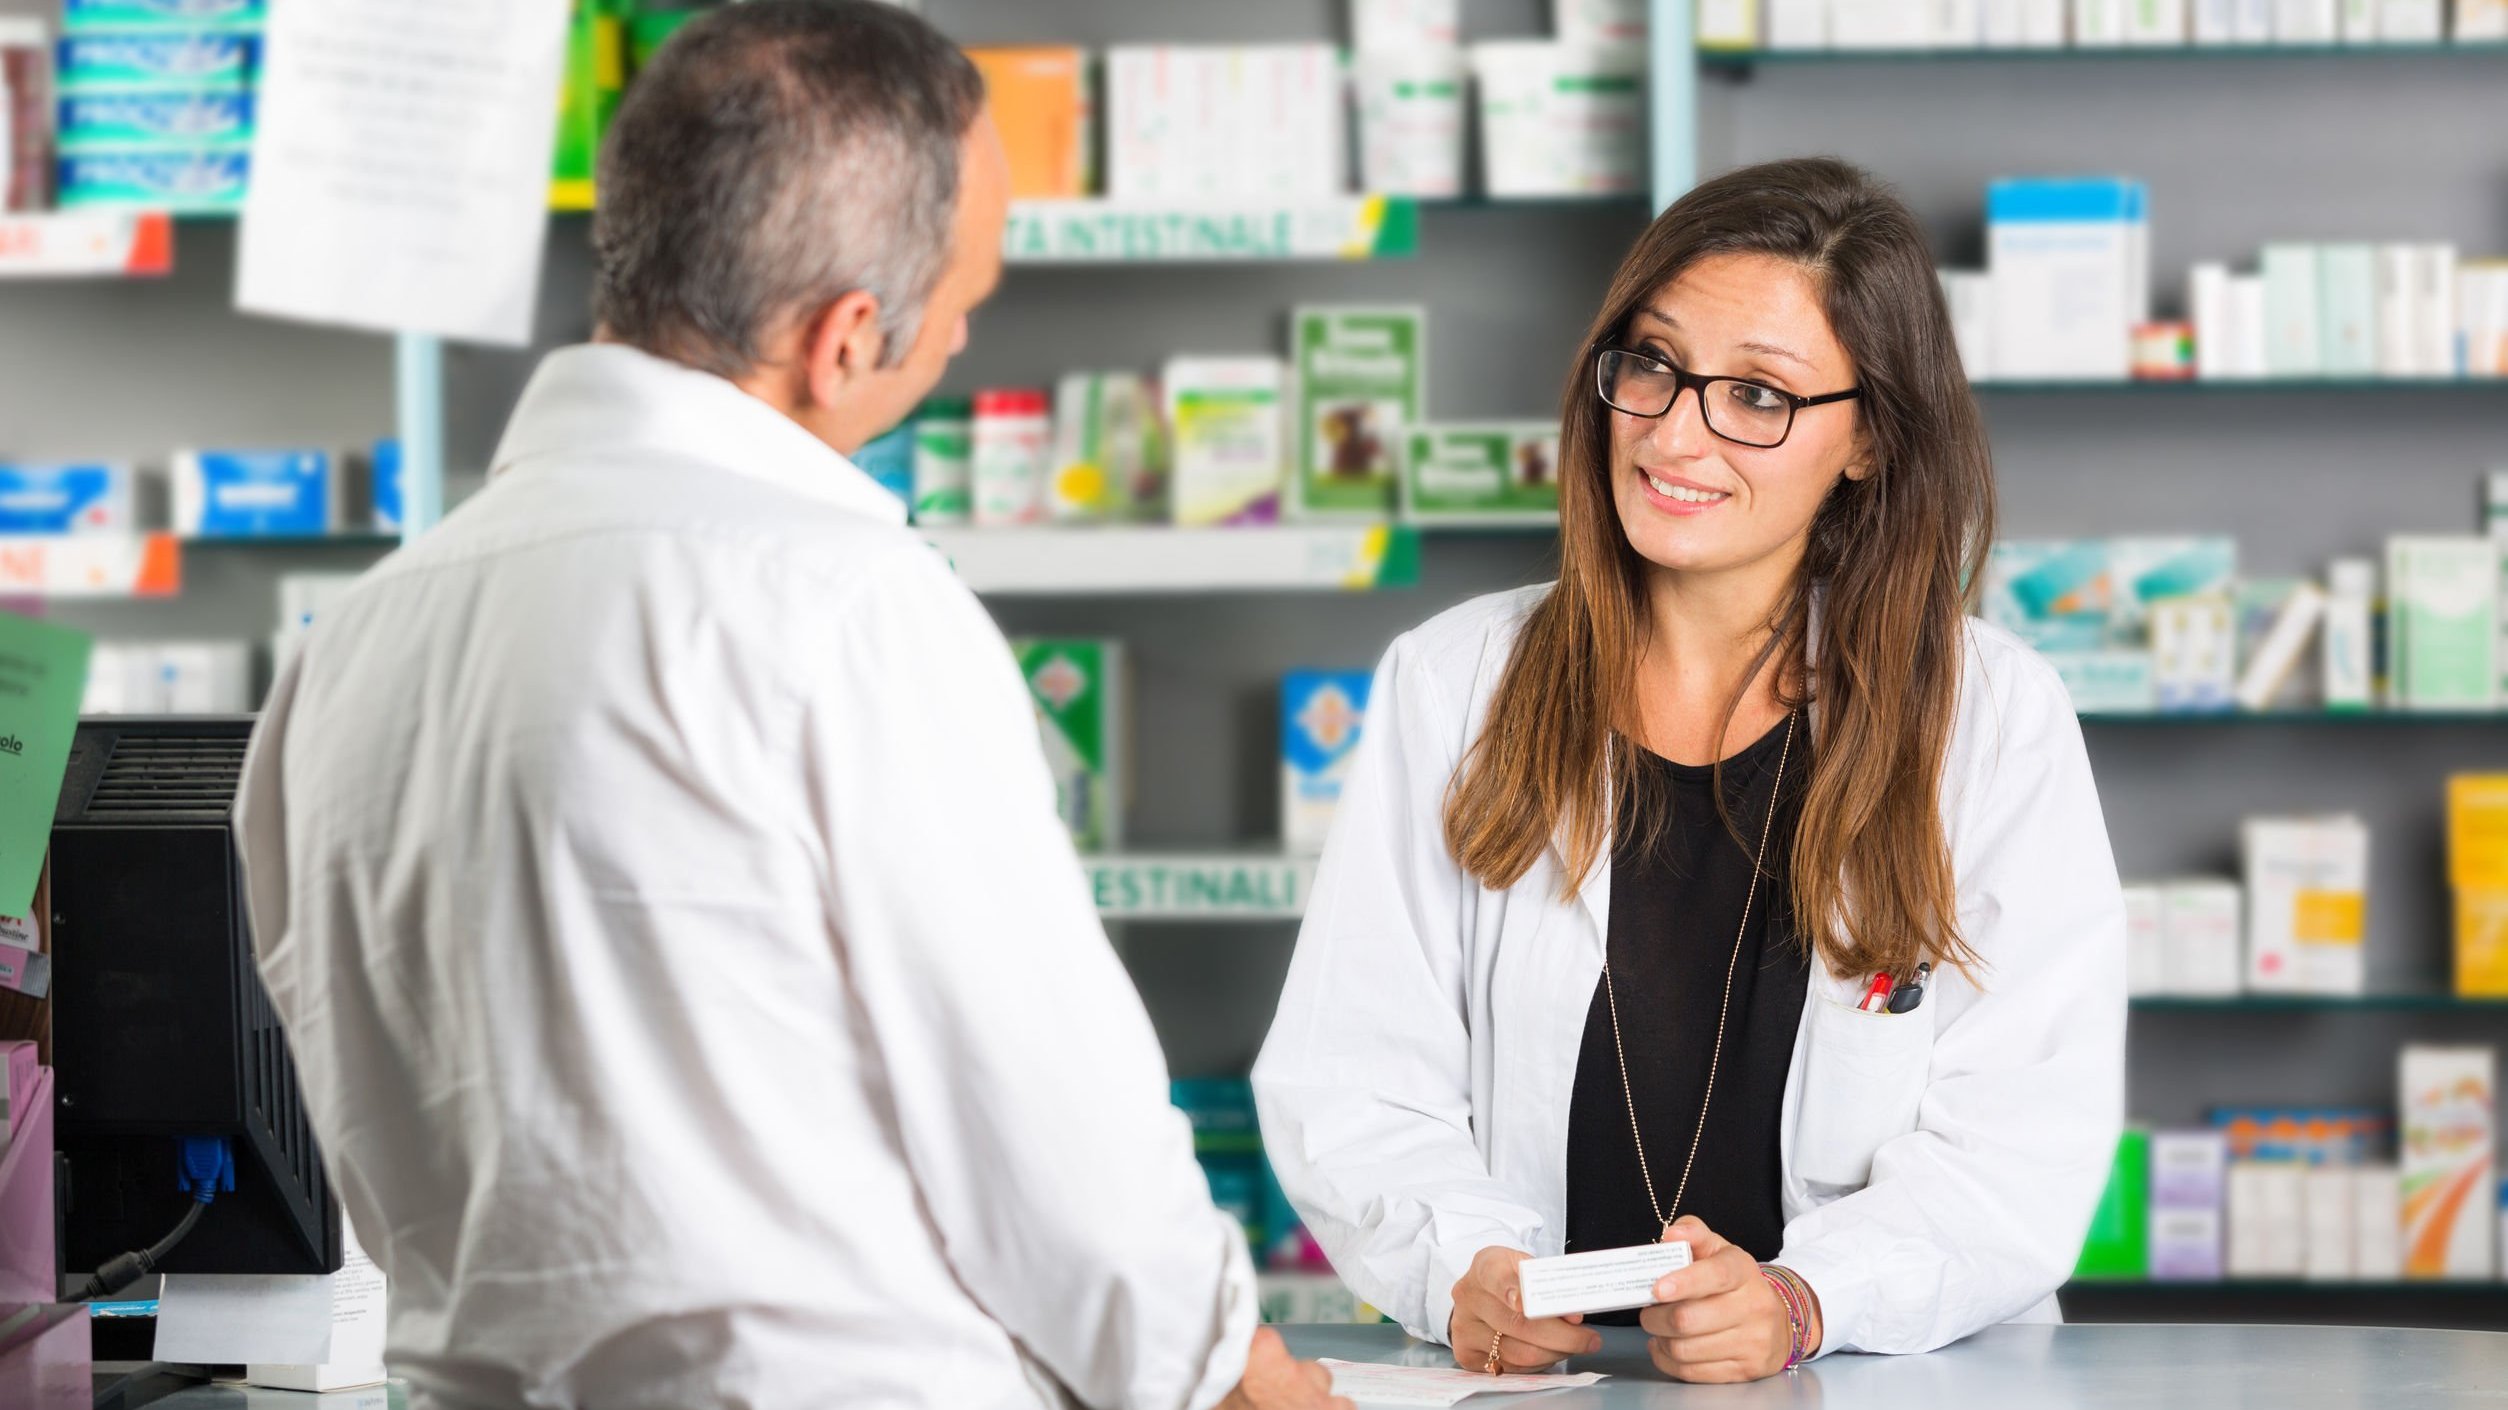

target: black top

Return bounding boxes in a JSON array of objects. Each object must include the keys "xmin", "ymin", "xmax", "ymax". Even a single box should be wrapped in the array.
[{"xmin": 1565, "ymin": 717, "xmax": 1811, "ymax": 1320}]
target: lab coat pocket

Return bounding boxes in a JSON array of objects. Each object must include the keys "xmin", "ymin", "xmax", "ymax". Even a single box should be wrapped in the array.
[{"xmin": 1793, "ymin": 997, "xmax": 1933, "ymax": 1190}]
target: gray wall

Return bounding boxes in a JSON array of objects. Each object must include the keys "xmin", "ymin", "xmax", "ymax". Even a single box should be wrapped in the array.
[{"xmin": 6, "ymin": 1, "xmax": 2505, "ymax": 1121}]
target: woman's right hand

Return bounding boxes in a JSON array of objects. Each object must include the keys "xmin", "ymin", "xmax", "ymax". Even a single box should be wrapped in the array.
[{"xmin": 1446, "ymin": 1246, "xmax": 1604, "ymax": 1374}]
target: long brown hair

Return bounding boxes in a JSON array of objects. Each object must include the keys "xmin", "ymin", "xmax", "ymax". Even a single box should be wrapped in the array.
[{"xmin": 1443, "ymin": 157, "xmax": 1995, "ymax": 982}]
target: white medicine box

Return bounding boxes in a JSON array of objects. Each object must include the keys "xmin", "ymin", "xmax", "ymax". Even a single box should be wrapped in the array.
[{"xmin": 1986, "ymin": 177, "xmax": 2147, "ymax": 382}]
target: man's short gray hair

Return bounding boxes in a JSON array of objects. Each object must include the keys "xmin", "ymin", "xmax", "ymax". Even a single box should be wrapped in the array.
[{"xmin": 592, "ymin": 0, "xmax": 985, "ymax": 378}]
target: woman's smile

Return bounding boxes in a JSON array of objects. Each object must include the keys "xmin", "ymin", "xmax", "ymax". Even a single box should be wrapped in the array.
[{"xmin": 1638, "ymin": 468, "xmax": 1735, "ymax": 514}]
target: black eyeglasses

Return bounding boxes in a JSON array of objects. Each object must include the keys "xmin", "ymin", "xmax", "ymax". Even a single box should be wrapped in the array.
[{"xmin": 1595, "ymin": 348, "xmax": 1861, "ymax": 450}]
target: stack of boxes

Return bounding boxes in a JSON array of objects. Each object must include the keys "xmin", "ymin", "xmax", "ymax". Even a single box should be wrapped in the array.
[
  {"xmin": 2089, "ymin": 1076, "xmax": 2494, "ymax": 1288},
  {"xmin": 919, "ymin": 303, "xmax": 1555, "ymax": 531},
  {"xmin": 2147, "ymin": 1129, "xmax": 2228, "ymax": 1280},
  {"xmin": 2191, "ymin": 243, "xmax": 2470, "ymax": 382},
  {"xmin": 55, "ymin": 0, "xmax": 263, "ymax": 215},
  {"xmin": 2121, "ymin": 813, "xmax": 2368, "ymax": 1000},
  {"xmin": 1992, "ymin": 469, "xmax": 2508, "ymax": 722},
  {"xmin": 1987, "ymin": 533, "xmax": 2234, "ymax": 713},
  {"xmin": 1941, "ymin": 178, "xmax": 2508, "ymax": 384}
]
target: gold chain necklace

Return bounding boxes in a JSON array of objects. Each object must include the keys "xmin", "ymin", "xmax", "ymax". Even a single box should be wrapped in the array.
[{"xmin": 1601, "ymin": 711, "xmax": 1796, "ymax": 1232}]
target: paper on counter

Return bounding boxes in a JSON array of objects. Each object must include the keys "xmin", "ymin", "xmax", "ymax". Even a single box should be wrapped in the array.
[
  {"xmin": 1320, "ymin": 1361, "xmax": 1607, "ymax": 1407},
  {"xmin": 237, "ymin": 0, "xmax": 571, "ymax": 345}
]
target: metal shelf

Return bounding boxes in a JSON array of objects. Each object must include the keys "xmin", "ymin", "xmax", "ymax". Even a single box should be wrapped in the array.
[
  {"xmin": 1705, "ymin": 42, "xmax": 2505, "ymax": 72},
  {"xmin": 2082, "ymin": 710, "xmax": 2507, "ymax": 725},
  {"xmin": 180, "ymin": 533, "xmax": 400, "ymax": 551},
  {"xmin": 2132, "ymin": 993, "xmax": 2508, "ymax": 1013},
  {"xmin": 923, "ymin": 525, "xmax": 1421, "ymax": 596},
  {"xmin": 1976, "ymin": 376, "xmax": 2504, "ymax": 393}
]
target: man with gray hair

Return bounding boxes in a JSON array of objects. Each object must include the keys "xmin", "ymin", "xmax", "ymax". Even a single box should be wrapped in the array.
[{"xmin": 235, "ymin": 5, "xmax": 1345, "ymax": 1408}]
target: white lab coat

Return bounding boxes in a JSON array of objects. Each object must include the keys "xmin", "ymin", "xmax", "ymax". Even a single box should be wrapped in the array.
[
  {"xmin": 237, "ymin": 344, "xmax": 1253, "ymax": 1410},
  {"xmin": 1252, "ymin": 586, "xmax": 2126, "ymax": 1359}
]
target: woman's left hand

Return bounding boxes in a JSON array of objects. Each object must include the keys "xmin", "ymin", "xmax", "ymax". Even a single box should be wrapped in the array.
[{"xmin": 1637, "ymin": 1216, "xmax": 1821, "ymax": 1383}]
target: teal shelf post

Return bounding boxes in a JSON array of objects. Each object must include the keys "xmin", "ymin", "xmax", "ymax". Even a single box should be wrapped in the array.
[
  {"xmin": 1650, "ymin": 0, "xmax": 1699, "ymax": 211},
  {"xmin": 394, "ymin": 332, "xmax": 445, "ymax": 543}
]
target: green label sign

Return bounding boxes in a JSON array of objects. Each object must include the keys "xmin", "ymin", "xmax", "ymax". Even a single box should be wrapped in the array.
[
  {"xmin": 1006, "ymin": 198, "xmax": 1419, "ymax": 263},
  {"xmin": 1091, "ymin": 859, "xmax": 1312, "ymax": 917}
]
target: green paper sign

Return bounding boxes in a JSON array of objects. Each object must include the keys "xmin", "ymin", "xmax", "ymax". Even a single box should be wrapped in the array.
[{"xmin": 0, "ymin": 611, "xmax": 92, "ymax": 916}]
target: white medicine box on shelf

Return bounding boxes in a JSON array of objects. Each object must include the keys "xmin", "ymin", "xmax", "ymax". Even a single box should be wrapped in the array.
[{"xmin": 1985, "ymin": 177, "xmax": 2148, "ymax": 382}]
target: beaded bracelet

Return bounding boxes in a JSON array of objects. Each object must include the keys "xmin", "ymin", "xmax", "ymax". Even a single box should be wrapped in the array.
[{"xmin": 1757, "ymin": 1264, "xmax": 1813, "ymax": 1371}]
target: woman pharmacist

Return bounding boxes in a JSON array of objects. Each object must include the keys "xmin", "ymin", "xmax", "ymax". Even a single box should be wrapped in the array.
[{"xmin": 1252, "ymin": 157, "xmax": 2126, "ymax": 1385}]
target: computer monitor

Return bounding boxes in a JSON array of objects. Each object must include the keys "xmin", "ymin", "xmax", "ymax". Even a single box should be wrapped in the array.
[{"xmin": 48, "ymin": 716, "xmax": 341, "ymax": 1284}]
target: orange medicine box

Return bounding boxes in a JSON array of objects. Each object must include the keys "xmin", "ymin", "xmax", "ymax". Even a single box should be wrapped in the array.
[
  {"xmin": 967, "ymin": 47, "xmax": 1092, "ymax": 199},
  {"xmin": 2446, "ymin": 776, "xmax": 2508, "ymax": 996},
  {"xmin": 2448, "ymin": 775, "xmax": 2508, "ymax": 889}
]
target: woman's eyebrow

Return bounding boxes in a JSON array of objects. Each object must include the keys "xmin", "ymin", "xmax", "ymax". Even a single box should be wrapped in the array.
[
  {"xmin": 1738, "ymin": 340, "xmax": 1815, "ymax": 370},
  {"xmin": 1639, "ymin": 307, "xmax": 1815, "ymax": 371}
]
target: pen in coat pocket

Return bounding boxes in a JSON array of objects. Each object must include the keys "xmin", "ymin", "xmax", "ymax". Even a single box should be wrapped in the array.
[{"xmin": 1886, "ymin": 962, "xmax": 1932, "ymax": 1015}]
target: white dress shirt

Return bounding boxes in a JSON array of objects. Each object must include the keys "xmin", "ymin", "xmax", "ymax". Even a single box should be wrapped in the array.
[
  {"xmin": 1254, "ymin": 587, "xmax": 2126, "ymax": 1358},
  {"xmin": 236, "ymin": 344, "xmax": 1254, "ymax": 1410}
]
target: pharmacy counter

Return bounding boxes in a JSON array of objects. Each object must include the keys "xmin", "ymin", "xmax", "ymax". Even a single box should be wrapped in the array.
[{"xmin": 1282, "ymin": 1321, "xmax": 2508, "ymax": 1407}]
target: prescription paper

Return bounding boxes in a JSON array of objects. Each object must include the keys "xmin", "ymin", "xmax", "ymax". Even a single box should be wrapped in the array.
[
  {"xmin": 1518, "ymin": 1241, "xmax": 1692, "ymax": 1319},
  {"xmin": 237, "ymin": 0, "xmax": 570, "ymax": 345},
  {"xmin": 1320, "ymin": 1361, "xmax": 1606, "ymax": 1407}
]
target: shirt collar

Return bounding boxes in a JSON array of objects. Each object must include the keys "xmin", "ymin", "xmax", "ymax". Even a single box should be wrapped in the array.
[{"xmin": 488, "ymin": 342, "xmax": 908, "ymax": 526}]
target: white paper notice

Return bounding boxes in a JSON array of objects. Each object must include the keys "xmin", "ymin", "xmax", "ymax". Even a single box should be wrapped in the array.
[
  {"xmin": 154, "ymin": 1265, "xmax": 334, "ymax": 1366},
  {"xmin": 237, "ymin": 0, "xmax": 572, "ymax": 345},
  {"xmin": 155, "ymin": 1218, "xmax": 389, "ymax": 1372},
  {"xmin": 1320, "ymin": 1361, "xmax": 1607, "ymax": 1408}
]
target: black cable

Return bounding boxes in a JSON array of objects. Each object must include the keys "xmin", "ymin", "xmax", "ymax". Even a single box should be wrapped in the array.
[{"xmin": 73, "ymin": 1198, "xmax": 209, "ymax": 1302}]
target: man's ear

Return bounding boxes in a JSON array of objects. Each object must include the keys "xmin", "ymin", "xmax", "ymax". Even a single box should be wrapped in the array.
[{"xmin": 798, "ymin": 289, "xmax": 889, "ymax": 411}]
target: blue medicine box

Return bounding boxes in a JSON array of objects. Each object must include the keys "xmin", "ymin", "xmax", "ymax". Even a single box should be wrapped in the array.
[
  {"xmin": 176, "ymin": 448, "xmax": 335, "ymax": 538},
  {"xmin": 61, "ymin": 0, "xmax": 269, "ymax": 29},
  {"xmin": 57, "ymin": 147, "xmax": 250, "ymax": 214},
  {"xmin": 58, "ymin": 89, "xmax": 255, "ymax": 148},
  {"xmin": 0, "ymin": 463, "xmax": 135, "ymax": 535},
  {"xmin": 370, "ymin": 438, "xmax": 404, "ymax": 533},
  {"xmin": 56, "ymin": 31, "xmax": 259, "ymax": 87}
]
